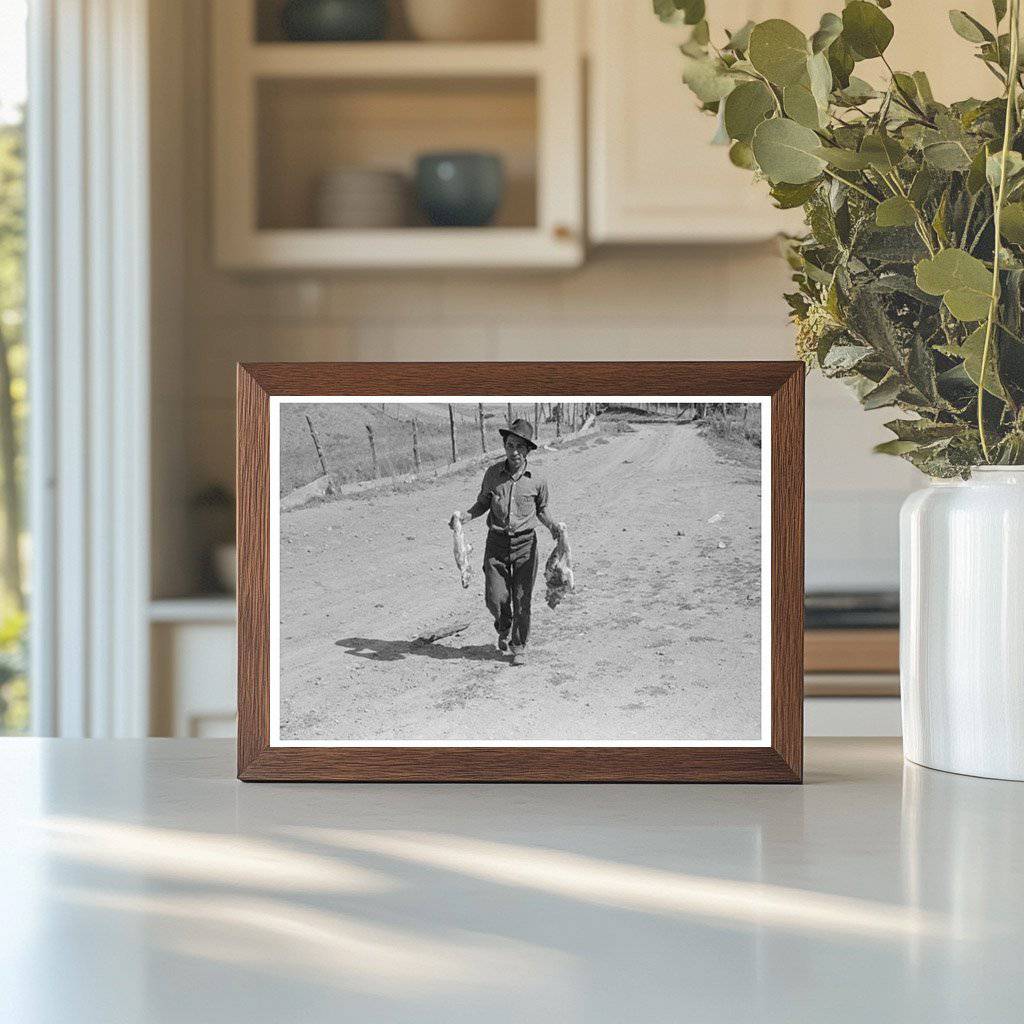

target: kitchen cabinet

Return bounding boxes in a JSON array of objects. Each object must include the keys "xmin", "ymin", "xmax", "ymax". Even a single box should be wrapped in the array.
[
  {"xmin": 587, "ymin": 1, "xmax": 813, "ymax": 243},
  {"xmin": 587, "ymin": 0, "xmax": 999, "ymax": 244},
  {"xmin": 150, "ymin": 601, "xmax": 236, "ymax": 738},
  {"xmin": 211, "ymin": 0, "xmax": 583, "ymax": 269}
]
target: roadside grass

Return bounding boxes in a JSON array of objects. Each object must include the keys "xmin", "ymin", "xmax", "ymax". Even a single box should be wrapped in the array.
[{"xmin": 699, "ymin": 406, "xmax": 761, "ymax": 469}]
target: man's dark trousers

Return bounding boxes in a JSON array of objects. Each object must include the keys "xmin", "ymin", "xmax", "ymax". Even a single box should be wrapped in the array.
[{"xmin": 483, "ymin": 529, "xmax": 538, "ymax": 653}]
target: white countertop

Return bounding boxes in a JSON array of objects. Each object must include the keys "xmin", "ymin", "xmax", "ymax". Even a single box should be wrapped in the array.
[{"xmin": 2, "ymin": 738, "xmax": 1021, "ymax": 1023}]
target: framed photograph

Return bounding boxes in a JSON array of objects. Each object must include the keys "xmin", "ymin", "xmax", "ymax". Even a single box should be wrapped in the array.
[{"xmin": 237, "ymin": 362, "xmax": 804, "ymax": 782}]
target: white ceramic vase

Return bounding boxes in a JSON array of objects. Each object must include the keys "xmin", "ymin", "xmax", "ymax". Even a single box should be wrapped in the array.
[{"xmin": 900, "ymin": 467, "xmax": 1024, "ymax": 781}]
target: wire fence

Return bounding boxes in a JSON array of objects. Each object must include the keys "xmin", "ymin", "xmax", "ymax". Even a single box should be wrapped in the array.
[{"xmin": 280, "ymin": 400, "xmax": 759, "ymax": 496}]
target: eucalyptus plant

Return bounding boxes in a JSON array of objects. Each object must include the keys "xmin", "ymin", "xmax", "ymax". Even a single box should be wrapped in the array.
[{"xmin": 659, "ymin": 0, "xmax": 1024, "ymax": 475}]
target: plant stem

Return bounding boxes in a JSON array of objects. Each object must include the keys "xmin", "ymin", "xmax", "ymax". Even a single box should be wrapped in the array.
[
  {"xmin": 821, "ymin": 167, "xmax": 879, "ymax": 203},
  {"xmin": 880, "ymin": 54, "xmax": 930, "ymax": 120},
  {"xmin": 962, "ymin": 189, "xmax": 980, "ymax": 248},
  {"xmin": 968, "ymin": 212, "xmax": 994, "ymax": 253},
  {"xmin": 979, "ymin": 0, "xmax": 1021, "ymax": 462},
  {"xmin": 750, "ymin": 69, "xmax": 783, "ymax": 116}
]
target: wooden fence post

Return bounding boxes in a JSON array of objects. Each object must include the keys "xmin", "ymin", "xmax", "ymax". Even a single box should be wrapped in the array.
[
  {"xmin": 412, "ymin": 418, "xmax": 421, "ymax": 472},
  {"xmin": 555, "ymin": 403, "xmax": 561, "ymax": 438},
  {"xmin": 448, "ymin": 404, "xmax": 457, "ymax": 463},
  {"xmin": 534, "ymin": 402, "xmax": 539, "ymax": 440},
  {"xmin": 365, "ymin": 424, "xmax": 379, "ymax": 478},
  {"xmin": 478, "ymin": 403, "xmax": 486, "ymax": 453},
  {"xmin": 305, "ymin": 414, "xmax": 335, "ymax": 494},
  {"xmin": 507, "ymin": 402, "xmax": 513, "ymax": 427}
]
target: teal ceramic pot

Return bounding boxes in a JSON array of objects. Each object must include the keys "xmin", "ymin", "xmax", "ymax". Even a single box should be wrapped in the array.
[
  {"xmin": 415, "ymin": 152, "xmax": 505, "ymax": 227},
  {"xmin": 281, "ymin": 0, "xmax": 387, "ymax": 41}
]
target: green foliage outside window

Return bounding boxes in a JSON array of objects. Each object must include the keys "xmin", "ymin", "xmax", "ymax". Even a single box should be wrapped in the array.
[{"xmin": 0, "ymin": 111, "xmax": 27, "ymax": 733}]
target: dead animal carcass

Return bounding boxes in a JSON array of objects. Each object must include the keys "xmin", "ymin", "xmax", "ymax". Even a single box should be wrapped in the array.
[
  {"xmin": 449, "ymin": 511, "xmax": 473, "ymax": 589},
  {"xmin": 544, "ymin": 523, "xmax": 575, "ymax": 608}
]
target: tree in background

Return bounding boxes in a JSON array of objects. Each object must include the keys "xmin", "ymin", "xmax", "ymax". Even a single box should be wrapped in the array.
[{"xmin": 0, "ymin": 108, "xmax": 27, "ymax": 732}]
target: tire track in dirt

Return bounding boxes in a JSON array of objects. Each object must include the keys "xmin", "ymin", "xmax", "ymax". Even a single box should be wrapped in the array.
[{"xmin": 279, "ymin": 423, "xmax": 762, "ymax": 742}]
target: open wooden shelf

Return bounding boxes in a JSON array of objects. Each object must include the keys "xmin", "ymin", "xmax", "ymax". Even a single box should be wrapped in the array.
[
  {"xmin": 212, "ymin": 0, "xmax": 582, "ymax": 269},
  {"xmin": 227, "ymin": 227, "xmax": 578, "ymax": 269},
  {"xmin": 256, "ymin": 75, "xmax": 539, "ymax": 232},
  {"xmin": 253, "ymin": 0, "xmax": 538, "ymax": 45},
  {"xmin": 249, "ymin": 42, "xmax": 545, "ymax": 78}
]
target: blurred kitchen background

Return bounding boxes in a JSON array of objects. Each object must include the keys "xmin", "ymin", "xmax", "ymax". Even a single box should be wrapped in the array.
[{"xmin": 2, "ymin": 0, "xmax": 998, "ymax": 740}]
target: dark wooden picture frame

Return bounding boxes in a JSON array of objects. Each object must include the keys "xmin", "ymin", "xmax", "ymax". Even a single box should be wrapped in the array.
[{"xmin": 237, "ymin": 362, "xmax": 804, "ymax": 782}]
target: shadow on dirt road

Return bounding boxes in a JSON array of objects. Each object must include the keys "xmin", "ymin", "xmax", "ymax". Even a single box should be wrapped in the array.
[{"xmin": 335, "ymin": 636, "xmax": 502, "ymax": 664}]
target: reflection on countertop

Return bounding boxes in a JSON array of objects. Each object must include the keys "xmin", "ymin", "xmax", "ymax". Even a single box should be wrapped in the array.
[{"xmin": 1, "ymin": 738, "xmax": 1022, "ymax": 1022}]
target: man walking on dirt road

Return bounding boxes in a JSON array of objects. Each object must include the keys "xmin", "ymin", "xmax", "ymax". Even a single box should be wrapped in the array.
[{"xmin": 452, "ymin": 418, "xmax": 559, "ymax": 667}]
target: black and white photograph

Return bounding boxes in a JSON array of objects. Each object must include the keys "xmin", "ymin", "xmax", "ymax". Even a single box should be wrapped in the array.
[{"xmin": 269, "ymin": 396, "xmax": 770, "ymax": 746}]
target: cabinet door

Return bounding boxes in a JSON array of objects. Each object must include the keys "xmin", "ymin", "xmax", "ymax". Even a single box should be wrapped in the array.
[
  {"xmin": 588, "ymin": 1, "xmax": 1002, "ymax": 245},
  {"xmin": 588, "ymin": 1, "xmax": 815, "ymax": 243}
]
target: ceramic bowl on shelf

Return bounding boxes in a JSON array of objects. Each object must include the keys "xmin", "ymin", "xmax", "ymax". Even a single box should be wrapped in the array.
[
  {"xmin": 280, "ymin": 0, "xmax": 388, "ymax": 42},
  {"xmin": 314, "ymin": 167, "xmax": 409, "ymax": 228},
  {"xmin": 414, "ymin": 152, "xmax": 504, "ymax": 227},
  {"xmin": 403, "ymin": 0, "xmax": 534, "ymax": 42}
]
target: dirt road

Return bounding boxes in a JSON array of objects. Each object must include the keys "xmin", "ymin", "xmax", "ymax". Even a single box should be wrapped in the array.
[{"xmin": 279, "ymin": 423, "xmax": 763, "ymax": 742}]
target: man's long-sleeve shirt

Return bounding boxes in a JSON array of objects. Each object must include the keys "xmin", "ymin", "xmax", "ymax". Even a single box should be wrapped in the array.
[{"xmin": 468, "ymin": 459, "xmax": 550, "ymax": 535}]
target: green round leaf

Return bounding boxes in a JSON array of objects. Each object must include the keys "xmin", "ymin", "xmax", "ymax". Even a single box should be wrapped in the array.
[
  {"xmin": 752, "ymin": 117, "xmax": 827, "ymax": 184},
  {"xmin": 874, "ymin": 439, "xmax": 922, "ymax": 456},
  {"xmin": 958, "ymin": 325, "xmax": 1007, "ymax": 398},
  {"xmin": 842, "ymin": 1, "xmax": 894, "ymax": 59},
  {"xmin": 729, "ymin": 140, "xmax": 758, "ymax": 170},
  {"xmin": 770, "ymin": 180, "xmax": 820, "ymax": 209},
  {"xmin": 723, "ymin": 81, "xmax": 775, "ymax": 143},
  {"xmin": 999, "ymin": 202, "xmax": 1024, "ymax": 242},
  {"xmin": 748, "ymin": 19, "xmax": 810, "ymax": 86},
  {"xmin": 875, "ymin": 196, "xmax": 918, "ymax": 228},
  {"xmin": 860, "ymin": 133, "xmax": 905, "ymax": 172},
  {"xmin": 912, "ymin": 71, "xmax": 935, "ymax": 103},
  {"xmin": 923, "ymin": 141, "xmax": 973, "ymax": 171},
  {"xmin": 653, "ymin": 0, "xmax": 677, "ymax": 24},
  {"xmin": 724, "ymin": 20, "xmax": 755, "ymax": 54},
  {"xmin": 814, "ymin": 145, "xmax": 871, "ymax": 171},
  {"xmin": 986, "ymin": 150, "xmax": 1024, "ymax": 190},
  {"xmin": 810, "ymin": 12, "xmax": 843, "ymax": 54},
  {"xmin": 967, "ymin": 143, "xmax": 994, "ymax": 194},
  {"xmin": 914, "ymin": 249, "xmax": 994, "ymax": 322},
  {"xmin": 807, "ymin": 51, "xmax": 833, "ymax": 109},
  {"xmin": 948, "ymin": 10, "xmax": 993, "ymax": 44},
  {"xmin": 836, "ymin": 76, "xmax": 877, "ymax": 105},
  {"xmin": 654, "ymin": 0, "xmax": 705, "ymax": 25},
  {"xmin": 783, "ymin": 83, "xmax": 821, "ymax": 129},
  {"xmin": 827, "ymin": 35, "xmax": 855, "ymax": 89},
  {"xmin": 682, "ymin": 55, "xmax": 736, "ymax": 103},
  {"xmin": 682, "ymin": 0, "xmax": 705, "ymax": 25}
]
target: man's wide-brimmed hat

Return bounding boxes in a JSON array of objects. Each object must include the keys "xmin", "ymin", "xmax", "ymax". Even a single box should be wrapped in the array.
[{"xmin": 499, "ymin": 418, "xmax": 538, "ymax": 451}]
